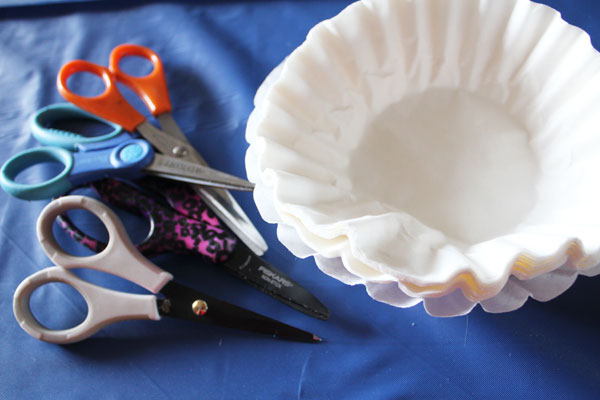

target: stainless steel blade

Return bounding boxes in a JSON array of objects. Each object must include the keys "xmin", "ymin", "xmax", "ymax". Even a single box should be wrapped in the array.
[
  {"xmin": 145, "ymin": 154, "xmax": 254, "ymax": 192},
  {"xmin": 157, "ymin": 113, "xmax": 187, "ymax": 142},
  {"xmin": 136, "ymin": 120, "xmax": 196, "ymax": 158},
  {"xmin": 155, "ymin": 112, "xmax": 268, "ymax": 255},
  {"xmin": 194, "ymin": 186, "xmax": 268, "ymax": 255}
]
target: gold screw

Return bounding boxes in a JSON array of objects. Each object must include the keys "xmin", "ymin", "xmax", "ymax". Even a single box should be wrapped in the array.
[{"xmin": 192, "ymin": 299, "xmax": 208, "ymax": 316}]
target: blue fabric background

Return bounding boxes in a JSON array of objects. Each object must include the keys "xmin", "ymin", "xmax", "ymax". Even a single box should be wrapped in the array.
[{"xmin": 1, "ymin": 1, "xmax": 599, "ymax": 399}]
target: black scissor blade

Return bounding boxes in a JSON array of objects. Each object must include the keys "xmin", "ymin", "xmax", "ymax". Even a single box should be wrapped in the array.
[
  {"xmin": 158, "ymin": 281, "xmax": 321, "ymax": 343},
  {"xmin": 221, "ymin": 244, "xmax": 330, "ymax": 321}
]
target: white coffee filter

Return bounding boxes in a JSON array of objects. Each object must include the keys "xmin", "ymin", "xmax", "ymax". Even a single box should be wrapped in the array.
[{"xmin": 245, "ymin": 0, "xmax": 600, "ymax": 316}]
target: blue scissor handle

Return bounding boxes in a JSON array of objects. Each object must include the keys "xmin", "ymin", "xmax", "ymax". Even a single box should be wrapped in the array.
[
  {"xmin": 30, "ymin": 103, "xmax": 123, "ymax": 150},
  {"xmin": 0, "ymin": 135, "xmax": 154, "ymax": 200},
  {"xmin": 69, "ymin": 136, "xmax": 155, "ymax": 187}
]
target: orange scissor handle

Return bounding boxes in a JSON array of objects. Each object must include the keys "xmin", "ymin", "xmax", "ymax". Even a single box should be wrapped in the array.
[
  {"xmin": 109, "ymin": 43, "xmax": 172, "ymax": 116},
  {"xmin": 57, "ymin": 60, "xmax": 145, "ymax": 132}
]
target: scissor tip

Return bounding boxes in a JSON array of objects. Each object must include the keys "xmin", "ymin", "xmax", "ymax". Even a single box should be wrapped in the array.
[{"xmin": 313, "ymin": 334, "xmax": 322, "ymax": 342}]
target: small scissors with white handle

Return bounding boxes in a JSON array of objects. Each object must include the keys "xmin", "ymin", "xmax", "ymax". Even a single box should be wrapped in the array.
[{"xmin": 13, "ymin": 195, "xmax": 321, "ymax": 344}]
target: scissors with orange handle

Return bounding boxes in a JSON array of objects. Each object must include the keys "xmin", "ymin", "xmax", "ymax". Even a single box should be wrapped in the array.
[{"xmin": 57, "ymin": 44, "xmax": 268, "ymax": 256}]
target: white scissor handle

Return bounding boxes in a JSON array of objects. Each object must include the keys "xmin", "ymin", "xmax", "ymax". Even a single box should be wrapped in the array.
[
  {"xmin": 37, "ymin": 195, "xmax": 172, "ymax": 293},
  {"xmin": 13, "ymin": 266, "xmax": 161, "ymax": 344}
]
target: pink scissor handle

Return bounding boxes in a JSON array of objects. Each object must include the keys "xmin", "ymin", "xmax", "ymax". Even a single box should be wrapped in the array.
[
  {"xmin": 57, "ymin": 59, "xmax": 145, "ymax": 132},
  {"xmin": 13, "ymin": 266, "xmax": 160, "ymax": 344},
  {"xmin": 109, "ymin": 43, "xmax": 172, "ymax": 116},
  {"xmin": 36, "ymin": 195, "xmax": 173, "ymax": 293}
]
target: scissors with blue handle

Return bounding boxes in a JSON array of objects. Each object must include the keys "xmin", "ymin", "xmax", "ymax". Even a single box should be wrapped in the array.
[
  {"xmin": 0, "ymin": 104, "xmax": 254, "ymax": 201},
  {"xmin": 13, "ymin": 195, "xmax": 321, "ymax": 344},
  {"xmin": 57, "ymin": 43, "xmax": 268, "ymax": 256}
]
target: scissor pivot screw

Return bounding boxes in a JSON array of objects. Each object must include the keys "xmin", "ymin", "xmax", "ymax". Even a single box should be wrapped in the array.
[
  {"xmin": 172, "ymin": 146, "xmax": 188, "ymax": 158},
  {"xmin": 192, "ymin": 299, "xmax": 208, "ymax": 316}
]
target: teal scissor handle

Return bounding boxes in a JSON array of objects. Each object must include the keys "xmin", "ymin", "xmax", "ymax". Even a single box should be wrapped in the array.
[
  {"xmin": 1, "ymin": 135, "xmax": 154, "ymax": 201},
  {"xmin": 30, "ymin": 103, "xmax": 123, "ymax": 150},
  {"xmin": 0, "ymin": 146, "xmax": 74, "ymax": 200}
]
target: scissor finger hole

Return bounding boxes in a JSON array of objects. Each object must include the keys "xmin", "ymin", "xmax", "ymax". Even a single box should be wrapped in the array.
[
  {"xmin": 54, "ymin": 204, "xmax": 110, "ymax": 257},
  {"xmin": 49, "ymin": 117, "xmax": 117, "ymax": 138},
  {"xmin": 118, "ymin": 55, "xmax": 154, "ymax": 77},
  {"xmin": 29, "ymin": 282, "xmax": 88, "ymax": 331},
  {"xmin": 11, "ymin": 157, "xmax": 66, "ymax": 186},
  {"xmin": 54, "ymin": 191, "xmax": 152, "ymax": 256},
  {"xmin": 66, "ymin": 71, "xmax": 107, "ymax": 98}
]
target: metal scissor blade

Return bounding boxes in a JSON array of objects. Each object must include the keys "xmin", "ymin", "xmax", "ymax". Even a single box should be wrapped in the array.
[
  {"xmin": 158, "ymin": 281, "xmax": 321, "ymax": 343},
  {"xmin": 156, "ymin": 114, "xmax": 188, "ymax": 143},
  {"xmin": 222, "ymin": 243, "xmax": 330, "ymax": 320},
  {"xmin": 195, "ymin": 186, "xmax": 268, "ymax": 256},
  {"xmin": 145, "ymin": 154, "xmax": 254, "ymax": 192},
  {"xmin": 155, "ymin": 114, "xmax": 268, "ymax": 256}
]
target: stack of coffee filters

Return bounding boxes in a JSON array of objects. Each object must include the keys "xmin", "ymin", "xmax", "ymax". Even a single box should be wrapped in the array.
[{"xmin": 245, "ymin": 0, "xmax": 600, "ymax": 316}]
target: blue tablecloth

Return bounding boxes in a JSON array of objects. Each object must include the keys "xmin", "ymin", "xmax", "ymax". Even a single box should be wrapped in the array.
[{"xmin": 1, "ymin": 1, "xmax": 599, "ymax": 398}]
